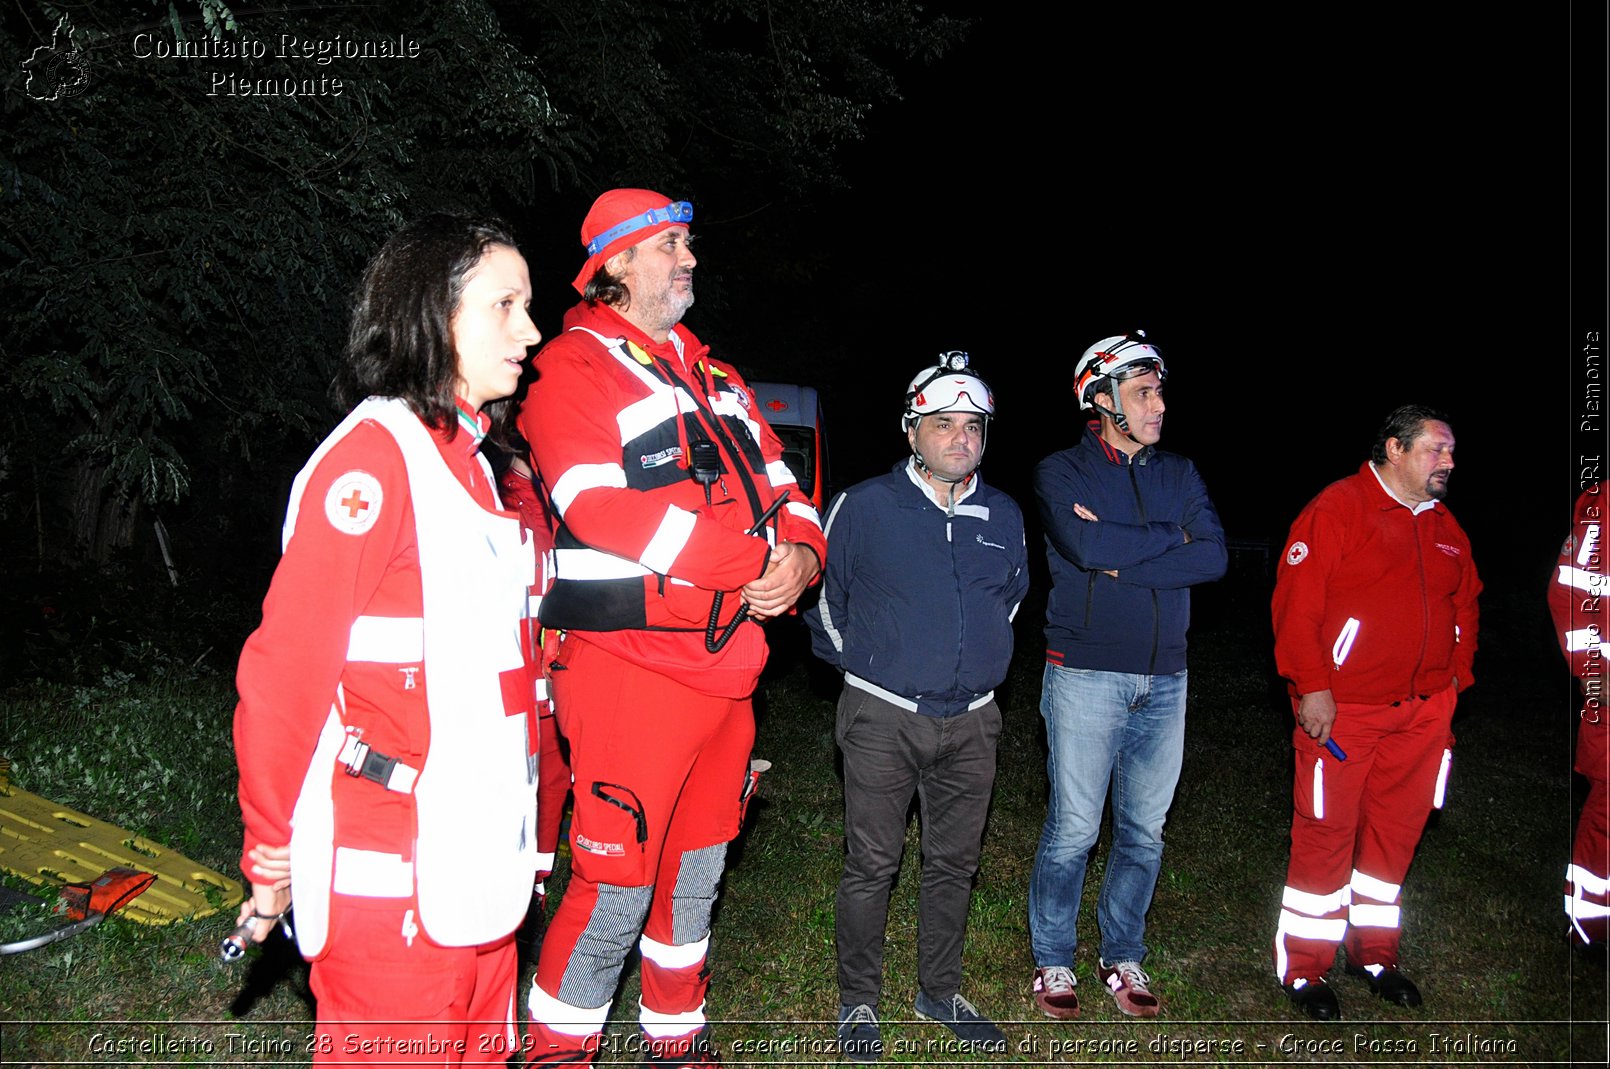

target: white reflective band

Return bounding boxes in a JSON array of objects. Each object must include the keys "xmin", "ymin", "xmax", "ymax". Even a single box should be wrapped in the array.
[
  {"xmin": 1350, "ymin": 869, "xmax": 1402, "ymax": 904},
  {"xmin": 1560, "ymin": 565, "xmax": 1607, "ymax": 594},
  {"xmin": 550, "ymin": 463, "xmax": 628, "ymax": 515},
  {"xmin": 639, "ymin": 933, "xmax": 709, "ymax": 969},
  {"xmin": 640, "ymin": 506, "xmax": 698, "ymax": 575},
  {"xmin": 1579, "ymin": 524, "xmax": 1602, "ymax": 568},
  {"xmin": 1349, "ymin": 903, "xmax": 1401, "ymax": 929},
  {"xmin": 1566, "ymin": 894, "xmax": 1610, "ymax": 948},
  {"xmin": 1282, "ymin": 884, "xmax": 1349, "ymax": 917},
  {"xmin": 331, "ymin": 847, "xmax": 413, "ymax": 897},
  {"xmin": 528, "ymin": 984, "xmax": 610, "ymax": 1035},
  {"xmin": 1312, "ymin": 757, "xmax": 1325, "ymax": 820},
  {"xmin": 815, "ymin": 495, "xmax": 851, "ymax": 654},
  {"xmin": 1565, "ymin": 895, "xmax": 1610, "ymax": 921},
  {"xmin": 1566, "ymin": 628, "xmax": 1602, "ymax": 653},
  {"xmin": 1332, "ymin": 616, "xmax": 1360, "ymax": 668},
  {"xmin": 846, "ymin": 673, "xmax": 919, "ymax": 712},
  {"xmin": 535, "ymin": 851, "xmax": 556, "ymax": 871},
  {"xmin": 1432, "ymin": 748, "xmax": 1451, "ymax": 809},
  {"xmin": 554, "ymin": 547, "xmax": 652, "ymax": 581},
  {"xmin": 617, "ymin": 389, "xmax": 696, "ymax": 445},
  {"xmin": 638, "ymin": 999, "xmax": 707, "ymax": 1037},
  {"xmin": 1276, "ymin": 909, "xmax": 1347, "ymax": 941},
  {"xmin": 953, "ymin": 503, "xmax": 990, "ymax": 521},
  {"xmin": 1569, "ymin": 863, "xmax": 1610, "ymax": 896},
  {"xmin": 765, "ymin": 460, "xmax": 797, "ymax": 486},
  {"xmin": 785, "ymin": 501, "xmax": 822, "ymax": 528},
  {"xmin": 844, "ymin": 672, "xmax": 993, "ymax": 714},
  {"xmin": 347, "ymin": 615, "xmax": 424, "ymax": 663},
  {"xmin": 535, "ymin": 678, "xmax": 549, "ymax": 700}
]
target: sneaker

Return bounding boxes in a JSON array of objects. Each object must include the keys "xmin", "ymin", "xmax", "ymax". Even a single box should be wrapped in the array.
[
  {"xmin": 1032, "ymin": 965, "xmax": 1080, "ymax": 1019},
  {"xmin": 912, "ymin": 991, "xmax": 1007, "ymax": 1050},
  {"xmin": 1098, "ymin": 959, "xmax": 1160, "ymax": 1017},
  {"xmin": 836, "ymin": 1003, "xmax": 882, "ymax": 1063}
]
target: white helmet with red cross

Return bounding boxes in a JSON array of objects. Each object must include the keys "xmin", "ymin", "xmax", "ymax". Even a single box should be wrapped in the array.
[
  {"xmin": 1073, "ymin": 331, "xmax": 1166, "ymax": 434},
  {"xmin": 903, "ymin": 350, "xmax": 995, "ymax": 433}
]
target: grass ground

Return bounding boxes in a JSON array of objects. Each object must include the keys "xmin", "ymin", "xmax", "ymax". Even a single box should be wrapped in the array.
[{"xmin": 1, "ymin": 564, "xmax": 1605, "ymax": 1065}]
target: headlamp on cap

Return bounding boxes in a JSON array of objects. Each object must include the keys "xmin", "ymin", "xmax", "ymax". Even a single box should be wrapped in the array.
[
  {"xmin": 903, "ymin": 352, "xmax": 996, "ymax": 431},
  {"xmin": 585, "ymin": 201, "xmax": 694, "ymax": 256}
]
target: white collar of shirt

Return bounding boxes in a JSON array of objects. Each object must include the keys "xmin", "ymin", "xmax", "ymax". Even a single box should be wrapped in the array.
[
  {"xmin": 1369, "ymin": 461, "xmax": 1438, "ymax": 515},
  {"xmin": 905, "ymin": 458, "xmax": 977, "ymax": 509}
]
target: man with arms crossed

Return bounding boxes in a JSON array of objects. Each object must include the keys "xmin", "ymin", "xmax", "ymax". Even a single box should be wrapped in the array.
[{"xmin": 1028, "ymin": 332, "xmax": 1225, "ymax": 1019}]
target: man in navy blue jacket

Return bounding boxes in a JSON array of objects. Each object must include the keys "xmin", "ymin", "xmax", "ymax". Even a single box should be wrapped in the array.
[
  {"xmin": 1026, "ymin": 332, "xmax": 1226, "ymax": 1020},
  {"xmin": 806, "ymin": 353, "xmax": 1028, "ymax": 1062}
]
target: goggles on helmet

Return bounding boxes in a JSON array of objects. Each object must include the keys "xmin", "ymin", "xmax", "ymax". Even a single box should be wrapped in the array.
[
  {"xmin": 905, "ymin": 351, "xmax": 995, "ymax": 427},
  {"xmin": 1074, "ymin": 331, "xmax": 1166, "ymax": 411}
]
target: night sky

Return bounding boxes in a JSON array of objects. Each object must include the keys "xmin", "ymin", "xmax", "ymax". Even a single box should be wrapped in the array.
[{"xmin": 680, "ymin": 5, "xmax": 1588, "ymax": 583}]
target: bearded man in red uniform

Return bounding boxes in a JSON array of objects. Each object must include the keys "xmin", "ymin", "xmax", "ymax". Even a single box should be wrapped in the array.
[
  {"xmin": 518, "ymin": 189, "xmax": 825, "ymax": 1067},
  {"xmin": 1271, "ymin": 405, "xmax": 1481, "ymax": 1021}
]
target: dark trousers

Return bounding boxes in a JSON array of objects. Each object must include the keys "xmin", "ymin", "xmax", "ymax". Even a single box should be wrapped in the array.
[{"xmin": 835, "ymin": 685, "xmax": 1001, "ymax": 1006}]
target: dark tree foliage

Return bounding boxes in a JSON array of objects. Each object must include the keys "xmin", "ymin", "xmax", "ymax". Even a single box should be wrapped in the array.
[{"xmin": 0, "ymin": 0, "xmax": 961, "ymax": 678}]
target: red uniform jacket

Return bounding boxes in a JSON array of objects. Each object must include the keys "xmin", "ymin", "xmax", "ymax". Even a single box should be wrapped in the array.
[
  {"xmin": 1273, "ymin": 462, "xmax": 1481, "ymax": 704},
  {"xmin": 518, "ymin": 300, "xmax": 825, "ymax": 697}
]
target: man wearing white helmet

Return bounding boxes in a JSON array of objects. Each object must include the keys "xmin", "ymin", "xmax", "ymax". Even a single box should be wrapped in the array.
[
  {"xmin": 1027, "ymin": 332, "xmax": 1226, "ymax": 1020},
  {"xmin": 806, "ymin": 352, "xmax": 1028, "ymax": 1061}
]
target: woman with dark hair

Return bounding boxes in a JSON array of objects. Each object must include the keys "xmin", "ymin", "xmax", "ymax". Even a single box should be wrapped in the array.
[{"xmin": 232, "ymin": 214, "xmax": 543, "ymax": 1064}]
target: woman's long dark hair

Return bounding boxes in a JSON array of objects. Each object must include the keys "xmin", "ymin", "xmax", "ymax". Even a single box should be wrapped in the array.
[{"xmin": 336, "ymin": 213, "xmax": 520, "ymax": 435}]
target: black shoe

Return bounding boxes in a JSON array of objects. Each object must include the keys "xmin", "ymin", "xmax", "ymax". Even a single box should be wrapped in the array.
[
  {"xmin": 1283, "ymin": 979, "xmax": 1341, "ymax": 1020},
  {"xmin": 1344, "ymin": 963, "xmax": 1422, "ymax": 1007},
  {"xmin": 836, "ymin": 1003, "xmax": 882, "ymax": 1063},
  {"xmin": 912, "ymin": 991, "xmax": 1006, "ymax": 1051}
]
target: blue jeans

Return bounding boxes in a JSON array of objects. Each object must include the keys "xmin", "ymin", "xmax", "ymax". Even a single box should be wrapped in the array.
[{"xmin": 1029, "ymin": 663, "xmax": 1187, "ymax": 966}]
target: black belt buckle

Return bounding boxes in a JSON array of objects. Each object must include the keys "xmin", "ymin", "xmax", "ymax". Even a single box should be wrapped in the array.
[{"xmin": 342, "ymin": 739, "xmax": 399, "ymax": 786}]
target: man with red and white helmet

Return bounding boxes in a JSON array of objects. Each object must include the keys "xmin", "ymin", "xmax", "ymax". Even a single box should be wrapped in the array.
[
  {"xmin": 1028, "ymin": 332, "xmax": 1226, "ymax": 1020},
  {"xmin": 806, "ymin": 352, "xmax": 1027, "ymax": 1061},
  {"xmin": 517, "ymin": 189, "xmax": 825, "ymax": 1067}
]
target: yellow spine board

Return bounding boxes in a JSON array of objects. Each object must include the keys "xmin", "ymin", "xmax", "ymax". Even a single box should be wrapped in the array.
[{"xmin": 0, "ymin": 783, "xmax": 242, "ymax": 924}]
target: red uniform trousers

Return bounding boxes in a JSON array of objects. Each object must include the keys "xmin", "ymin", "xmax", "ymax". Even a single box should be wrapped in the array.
[
  {"xmin": 1275, "ymin": 686, "xmax": 1456, "ymax": 984},
  {"xmin": 1569, "ymin": 715, "xmax": 1610, "ymax": 944},
  {"xmin": 309, "ymin": 899, "xmax": 518, "ymax": 1065},
  {"xmin": 526, "ymin": 637, "xmax": 754, "ymax": 1064}
]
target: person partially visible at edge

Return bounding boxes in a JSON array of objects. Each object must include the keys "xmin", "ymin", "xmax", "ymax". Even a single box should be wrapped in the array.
[
  {"xmin": 805, "ymin": 353, "xmax": 1027, "ymax": 1062},
  {"xmin": 493, "ymin": 435, "xmax": 571, "ymax": 967},
  {"xmin": 233, "ymin": 214, "xmax": 543, "ymax": 1064},
  {"xmin": 1551, "ymin": 482, "xmax": 1606, "ymax": 948},
  {"xmin": 1026, "ymin": 332, "xmax": 1227, "ymax": 1021},
  {"xmin": 516, "ymin": 188, "xmax": 825, "ymax": 1068},
  {"xmin": 1272, "ymin": 404, "xmax": 1481, "ymax": 1021}
]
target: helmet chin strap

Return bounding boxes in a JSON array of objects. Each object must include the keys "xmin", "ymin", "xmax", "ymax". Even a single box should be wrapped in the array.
[{"xmin": 1094, "ymin": 383, "xmax": 1144, "ymax": 444}]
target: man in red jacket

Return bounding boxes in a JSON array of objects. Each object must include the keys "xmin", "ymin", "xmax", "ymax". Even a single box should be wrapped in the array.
[
  {"xmin": 1271, "ymin": 405, "xmax": 1481, "ymax": 1021},
  {"xmin": 1552, "ymin": 483, "xmax": 1607, "ymax": 947},
  {"xmin": 517, "ymin": 189, "xmax": 824, "ymax": 1067}
]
